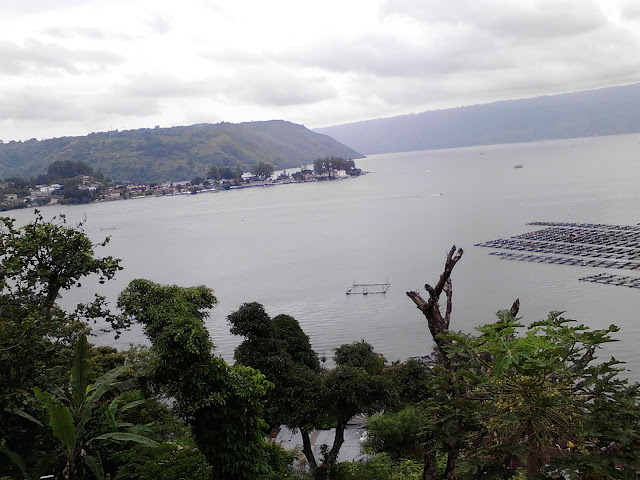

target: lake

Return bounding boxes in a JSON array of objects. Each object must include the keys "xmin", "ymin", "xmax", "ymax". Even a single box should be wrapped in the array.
[{"xmin": 8, "ymin": 133, "xmax": 640, "ymax": 374}]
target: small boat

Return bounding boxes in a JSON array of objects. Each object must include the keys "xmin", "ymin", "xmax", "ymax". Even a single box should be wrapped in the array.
[{"xmin": 514, "ymin": 164, "xmax": 524, "ymax": 169}]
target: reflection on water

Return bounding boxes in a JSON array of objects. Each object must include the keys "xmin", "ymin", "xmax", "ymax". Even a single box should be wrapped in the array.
[{"xmin": 9, "ymin": 133, "xmax": 640, "ymax": 376}]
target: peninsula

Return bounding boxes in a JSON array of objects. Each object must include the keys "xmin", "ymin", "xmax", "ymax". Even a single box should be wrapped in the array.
[{"xmin": 0, "ymin": 120, "xmax": 364, "ymax": 184}]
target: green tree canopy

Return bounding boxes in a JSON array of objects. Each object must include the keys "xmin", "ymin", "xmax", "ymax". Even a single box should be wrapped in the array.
[
  {"xmin": 313, "ymin": 157, "xmax": 358, "ymax": 176},
  {"xmin": 229, "ymin": 303, "xmax": 324, "ymax": 432},
  {"xmin": 251, "ymin": 161, "xmax": 275, "ymax": 180},
  {"xmin": 47, "ymin": 160, "xmax": 97, "ymax": 182},
  {"xmin": 442, "ymin": 312, "xmax": 640, "ymax": 479},
  {"xmin": 363, "ymin": 406, "xmax": 429, "ymax": 462},
  {"xmin": 229, "ymin": 302, "xmax": 393, "ymax": 480},
  {"xmin": 407, "ymin": 246, "xmax": 640, "ymax": 480},
  {"xmin": 0, "ymin": 212, "xmax": 124, "ymax": 477},
  {"xmin": 118, "ymin": 280, "xmax": 275, "ymax": 480}
]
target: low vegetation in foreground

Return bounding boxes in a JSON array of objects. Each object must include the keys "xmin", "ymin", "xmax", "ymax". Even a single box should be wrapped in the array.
[{"xmin": 1, "ymin": 214, "xmax": 639, "ymax": 480}]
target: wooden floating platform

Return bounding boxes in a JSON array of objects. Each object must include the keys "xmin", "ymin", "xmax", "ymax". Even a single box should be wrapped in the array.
[
  {"xmin": 476, "ymin": 238, "xmax": 640, "ymax": 261},
  {"xmin": 490, "ymin": 252, "xmax": 640, "ymax": 270},
  {"xmin": 478, "ymin": 221, "xmax": 640, "ymax": 289},
  {"xmin": 579, "ymin": 273, "xmax": 640, "ymax": 289},
  {"xmin": 527, "ymin": 221, "xmax": 640, "ymax": 232},
  {"xmin": 346, "ymin": 282, "xmax": 390, "ymax": 295},
  {"xmin": 515, "ymin": 227, "xmax": 640, "ymax": 247}
]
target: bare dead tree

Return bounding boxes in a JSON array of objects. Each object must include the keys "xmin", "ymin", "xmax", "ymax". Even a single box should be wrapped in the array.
[
  {"xmin": 407, "ymin": 246, "xmax": 521, "ymax": 480},
  {"xmin": 406, "ymin": 245, "xmax": 463, "ymax": 369}
]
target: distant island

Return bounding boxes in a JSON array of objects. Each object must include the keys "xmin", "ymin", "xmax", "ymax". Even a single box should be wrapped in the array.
[
  {"xmin": 0, "ymin": 157, "xmax": 363, "ymax": 212},
  {"xmin": 0, "ymin": 120, "xmax": 364, "ymax": 184},
  {"xmin": 314, "ymin": 82, "xmax": 640, "ymax": 155}
]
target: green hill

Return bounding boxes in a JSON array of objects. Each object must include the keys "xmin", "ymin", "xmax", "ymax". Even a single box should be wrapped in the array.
[{"xmin": 0, "ymin": 120, "xmax": 364, "ymax": 183}]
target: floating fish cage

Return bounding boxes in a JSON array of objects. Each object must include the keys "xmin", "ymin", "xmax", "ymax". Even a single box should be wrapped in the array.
[
  {"xmin": 346, "ymin": 282, "xmax": 390, "ymax": 295},
  {"xmin": 477, "ymin": 221, "xmax": 640, "ymax": 290}
]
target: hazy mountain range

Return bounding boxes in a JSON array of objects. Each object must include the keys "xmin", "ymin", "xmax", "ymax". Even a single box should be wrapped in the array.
[
  {"xmin": 0, "ymin": 120, "xmax": 363, "ymax": 184},
  {"xmin": 4, "ymin": 83, "xmax": 640, "ymax": 184},
  {"xmin": 314, "ymin": 82, "xmax": 640, "ymax": 155}
]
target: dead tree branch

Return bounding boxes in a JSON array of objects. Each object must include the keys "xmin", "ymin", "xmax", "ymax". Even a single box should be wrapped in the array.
[{"xmin": 406, "ymin": 246, "xmax": 463, "ymax": 367}]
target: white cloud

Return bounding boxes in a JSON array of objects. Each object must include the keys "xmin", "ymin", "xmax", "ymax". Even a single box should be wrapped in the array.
[
  {"xmin": 0, "ymin": 0, "xmax": 639, "ymax": 140},
  {"xmin": 0, "ymin": 39, "xmax": 123, "ymax": 75}
]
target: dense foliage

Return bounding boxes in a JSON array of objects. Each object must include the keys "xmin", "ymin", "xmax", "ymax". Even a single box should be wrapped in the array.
[
  {"xmin": 46, "ymin": 160, "xmax": 104, "ymax": 183},
  {"xmin": 251, "ymin": 161, "xmax": 276, "ymax": 180},
  {"xmin": 3, "ymin": 216, "xmax": 640, "ymax": 480},
  {"xmin": 117, "ymin": 281, "xmax": 279, "ymax": 480},
  {"xmin": 0, "ymin": 212, "xmax": 130, "ymax": 478},
  {"xmin": 312, "ymin": 157, "xmax": 361, "ymax": 177},
  {"xmin": 402, "ymin": 247, "xmax": 640, "ymax": 480},
  {"xmin": 229, "ymin": 303, "xmax": 393, "ymax": 480}
]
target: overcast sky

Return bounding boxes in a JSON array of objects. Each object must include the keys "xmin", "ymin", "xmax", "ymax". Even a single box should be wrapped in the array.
[{"xmin": 2, "ymin": 0, "xmax": 640, "ymax": 142}]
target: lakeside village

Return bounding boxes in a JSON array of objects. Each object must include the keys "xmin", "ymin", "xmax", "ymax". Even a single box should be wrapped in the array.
[{"xmin": 0, "ymin": 157, "xmax": 362, "ymax": 212}]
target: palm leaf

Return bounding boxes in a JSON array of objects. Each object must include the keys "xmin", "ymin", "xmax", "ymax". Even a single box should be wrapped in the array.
[
  {"xmin": 51, "ymin": 386, "xmax": 69, "ymax": 404},
  {"xmin": 93, "ymin": 432, "xmax": 159, "ymax": 447},
  {"xmin": 85, "ymin": 453, "xmax": 104, "ymax": 480},
  {"xmin": 33, "ymin": 387, "xmax": 76, "ymax": 452},
  {"xmin": 0, "ymin": 442, "xmax": 30, "ymax": 480},
  {"xmin": 104, "ymin": 399, "xmax": 118, "ymax": 431},
  {"xmin": 12, "ymin": 408, "xmax": 44, "ymax": 427},
  {"xmin": 71, "ymin": 334, "xmax": 91, "ymax": 408},
  {"xmin": 46, "ymin": 403, "xmax": 76, "ymax": 452},
  {"xmin": 79, "ymin": 364, "xmax": 130, "ymax": 432},
  {"xmin": 119, "ymin": 399, "xmax": 145, "ymax": 412}
]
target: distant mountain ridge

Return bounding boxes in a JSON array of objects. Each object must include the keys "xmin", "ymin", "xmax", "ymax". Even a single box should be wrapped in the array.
[
  {"xmin": 0, "ymin": 120, "xmax": 364, "ymax": 183},
  {"xmin": 314, "ymin": 83, "xmax": 640, "ymax": 155}
]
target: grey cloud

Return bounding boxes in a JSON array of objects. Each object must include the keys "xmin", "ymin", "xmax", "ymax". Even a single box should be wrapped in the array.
[
  {"xmin": 116, "ymin": 67, "xmax": 337, "ymax": 108},
  {"xmin": 0, "ymin": 39, "xmax": 123, "ymax": 75},
  {"xmin": 0, "ymin": 92, "xmax": 79, "ymax": 121},
  {"xmin": 0, "ymin": 85, "xmax": 159, "ymax": 124},
  {"xmin": 282, "ymin": 0, "xmax": 638, "ymax": 88},
  {"xmin": 116, "ymin": 75, "xmax": 213, "ymax": 98},
  {"xmin": 89, "ymin": 95, "xmax": 160, "ymax": 117},
  {"xmin": 281, "ymin": 30, "xmax": 508, "ymax": 78},
  {"xmin": 227, "ymin": 67, "xmax": 337, "ymax": 106},
  {"xmin": 381, "ymin": 0, "xmax": 607, "ymax": 39}
]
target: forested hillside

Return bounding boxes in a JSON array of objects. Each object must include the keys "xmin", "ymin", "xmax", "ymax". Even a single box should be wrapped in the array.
[
  {"xmin": 0, "ymin": 120, "xmax": 363, "ymax": 183},
  {"xmin": 315, "ymin": 82, "xmax": 640, "ymax": 154}
]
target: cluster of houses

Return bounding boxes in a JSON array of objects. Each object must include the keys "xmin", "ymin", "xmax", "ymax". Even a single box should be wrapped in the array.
[
  {"xmin": 0, "ymin": 167, "xmax": 356, "ymax": 211},
  {"xmin": 105, "ymin": 167, "xmax": 351, "ymax": 200}
]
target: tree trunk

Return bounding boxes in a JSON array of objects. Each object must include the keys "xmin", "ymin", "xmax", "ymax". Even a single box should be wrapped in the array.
[
  {"xmin": 442, "ymin": 449, "xmax": 458, "ymax": 480},
  {"xmin": 325, "ymin": 422, "xmax": 346, "ymax": 480},
  {"xmin": 421, "ymin": 444, "xmax": 437, "ymax": 480},
  {"xmin": 406, "ymin": 246, "xmax": 463, "ymax": 369},
  {"xmin": 526, "ymin": 420, "xmax": 543, "ymax": 479},
  {"xmin": 300, "ymin": 428, "xmax": 318, "ymax": 474}
]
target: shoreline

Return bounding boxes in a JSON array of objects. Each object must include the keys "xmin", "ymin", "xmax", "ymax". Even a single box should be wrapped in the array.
[{"xmin": 1, "ymin": 173, "xmax": 366, "ymax": 213}]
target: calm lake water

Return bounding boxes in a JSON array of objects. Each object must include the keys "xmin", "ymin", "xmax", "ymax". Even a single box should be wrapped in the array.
[{"xmin": 9, "ymin": 133, "xmax": 640, "ymax": 374}]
